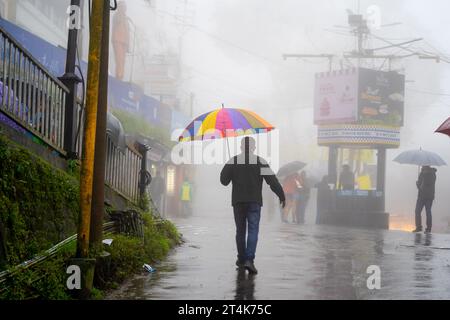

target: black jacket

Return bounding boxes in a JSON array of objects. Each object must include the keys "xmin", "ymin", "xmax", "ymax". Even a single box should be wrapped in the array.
[
  {"xmin": 338, "ymin": 170, "xmax": 355, "ymax": 190},
  {"xmin": 416, "ymin": 167, "xmax": 437, "ymax": 200},
  {"xmin": 220, "ymin": 153, "xmax": 285, "ymax": 207}
]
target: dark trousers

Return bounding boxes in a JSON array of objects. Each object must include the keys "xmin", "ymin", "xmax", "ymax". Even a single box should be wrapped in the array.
[
  {"xmin": 233, "ymin": 202, "xmax": 261, "ymax": 263},
  {"xmin": 181, "ymin": 201, "xmax": 191, "ymax": 217},
  {"xmin": 415, "ymin": 197, "xmax": 433, "ymax": 230},
  {"xmin": 296, "ymin": 201, "xmax": 307, "ymax": 224},
  {"xmin": 295, "ymin": 194, "xmax": 308, "ymax": 224}
]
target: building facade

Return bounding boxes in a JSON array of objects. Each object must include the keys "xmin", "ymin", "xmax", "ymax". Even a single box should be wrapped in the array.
[{"xmin": 0, "ymin": 0, "xmax": 192, "ymax": 217}]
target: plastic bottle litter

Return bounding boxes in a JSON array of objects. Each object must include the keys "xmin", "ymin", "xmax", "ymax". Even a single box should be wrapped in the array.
[
  {"xmin": 102, "ymin": 239, "xmax": 114, "ymax": 246},
  {"xmin": 143, "ymin": 263, "xmax": 156, "ymax": 273}
]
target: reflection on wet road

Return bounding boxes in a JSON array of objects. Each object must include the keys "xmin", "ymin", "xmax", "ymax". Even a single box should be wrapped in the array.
[{"xmin": 107, "ymin": 213, "xmax": 450, "ymax": 300}]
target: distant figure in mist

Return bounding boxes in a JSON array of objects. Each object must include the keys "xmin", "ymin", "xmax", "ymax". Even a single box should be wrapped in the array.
[
  {"xmin": 413, "ymin": 166, "xmax": 437, "ymax": 234},
  {"xmin": 150, "ymin": 170, "xmax": 165, "ymax": 212},
  {"xmin": 281, "ymin": 172, "xmax": 300, "ymax": 223},
  {"xmin": 338, "ymin": 165, "xmax": 355, "ymax": 191},
  {"xmin": 315, "ymin": 175, "xmax": 331, "ymax": 224},
  {"xmin": 295, "ymin": 171, "xmax": 311, "ymax": 224},
  {"xmin": 180, "ymin": 178, "xmax": 193, "ymax": 217},
  {"xmin": 220, "ymin": 137, "xmax": 285, "ymax": 274}
]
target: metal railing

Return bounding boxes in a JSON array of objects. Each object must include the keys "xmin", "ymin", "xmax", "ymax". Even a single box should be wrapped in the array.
[
  {"xmin": 0, "ymin": 25, "xmax": 144, "ymax": 206},
  {"xmin": 105, "ymin": 135, "xmax": 141, "ymax": 203},
  {"xmin": 75, "ymin": 117, "xmax": 142, "ymax": 204},
  {"xmin": 0, "ymin": 25, "xmax": 68, "ymax": 154},
  {"xmin": 73, "ymin": 109, "xmax": 142, "ymax": 204}
]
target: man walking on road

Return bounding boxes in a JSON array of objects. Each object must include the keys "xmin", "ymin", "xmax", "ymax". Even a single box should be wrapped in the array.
[
  {"xmin": 220, "ymin": 137, "xmax": 285, "ymax": 274},
  {"xmin": 413, "ymin": 166, "xmax": 437, "ymax": 234}
]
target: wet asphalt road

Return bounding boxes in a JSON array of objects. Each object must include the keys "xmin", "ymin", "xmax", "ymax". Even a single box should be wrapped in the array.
[{"xmin": 107, "ymin": 212, "xmax": 450, "ymax": 300}]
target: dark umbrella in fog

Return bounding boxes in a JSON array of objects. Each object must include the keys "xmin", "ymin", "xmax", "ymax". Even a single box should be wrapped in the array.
[
  {"xmin": 435, "ymin": 117, "xmax": 450, "ymax": 137},
  {"xmin": 277, "ymin": 161, "xmax": 307, "ymax": 178}
]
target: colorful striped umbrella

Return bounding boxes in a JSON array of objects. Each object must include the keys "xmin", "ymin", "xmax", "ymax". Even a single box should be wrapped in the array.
[{"xmin": 178, "ymin": 106, "xmax": 274, "ymax": 142}]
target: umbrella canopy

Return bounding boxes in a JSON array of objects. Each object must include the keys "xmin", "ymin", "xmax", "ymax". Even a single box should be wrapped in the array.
[
  {"xmin": 393, "ymin": 149, "xmax": 447, "ymax": 167},
  {"xmin": 178, "ymin": 107, "xmax": 274, "ymax": 142},
  {"xmin": 277, "ymin": 161, "xmax": 307, "ymax": 177},
  {"xmin": 436, "ymin": 117, "xmax": 450, "ymax": 137}
]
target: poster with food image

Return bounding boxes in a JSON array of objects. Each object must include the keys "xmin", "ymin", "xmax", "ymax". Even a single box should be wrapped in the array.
[
  {"xmin": 313, "ymin": 69, "xmax": 359, "ymax": 125},
  {"xmin": 358, "ymin": 68, "xmax": 405, "ymax": 127}
]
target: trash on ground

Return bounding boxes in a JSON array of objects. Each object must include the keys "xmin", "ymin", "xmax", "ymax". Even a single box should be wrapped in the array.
[
  {"xmin": 102, "ymin": 239, "xmax": 114, "ymax": 246},
  {"xmin": 143, "ymin": 264, "xmax": 156, "ymax": 273}
]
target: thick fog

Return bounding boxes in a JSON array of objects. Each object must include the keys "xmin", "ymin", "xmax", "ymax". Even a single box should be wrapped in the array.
[{"xmin": 120, "ymin": 0, "xmax": 450, "ymax": 229}]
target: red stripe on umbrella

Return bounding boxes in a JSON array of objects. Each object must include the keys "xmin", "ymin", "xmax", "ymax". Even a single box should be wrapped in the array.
[{"xmin": 436, "ymin": 117, "xmax": 450, "ymax": 137}]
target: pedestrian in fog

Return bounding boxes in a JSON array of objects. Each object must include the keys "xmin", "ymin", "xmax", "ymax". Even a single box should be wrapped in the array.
[
  {"xmin": 338, "ymin": 164, "xmax": 355, "ymax": 191},
  {"xmin": 281, "ymin": 172, "xmax": 300, "ymax": 223},
  {"xmin": 220, "ymin": 137, "xmax": 285, "ymax": 274},
  {"xmin": 315, "ymin": 175, "xmax": 331, "ymax": 224},
  {"xmin": 295, "ymin": 171, "xmax": 310, "ymax": 224},
  {"xmin": 180, "ymin": 178, "xmax": 193, "ymax": 217},
  {"xmin": 413, "ymin": 166, "xmax": 437, "ymax": 233},
  {"xmin": 150, "ymin": 170, "xmax": 165, "ymax": 212}
]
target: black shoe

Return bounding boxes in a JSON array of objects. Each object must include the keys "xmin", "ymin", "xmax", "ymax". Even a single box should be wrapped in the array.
[
  {"xmin": 412, "ymin": 228, "xmax": 422, "ymax": 233},
  {"xmin": 236, "ymin": 260, "xmax": 245, "ymax": 268},
  {"xmin": 424, "ymin": 228, "xmax": 432, "ymax": 234},
  {"xmin": 244, "ymin": 260, "xmax": 258, "ymax": 274}
]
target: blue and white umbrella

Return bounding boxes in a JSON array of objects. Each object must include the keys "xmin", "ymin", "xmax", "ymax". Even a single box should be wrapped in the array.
[{"xmin": 393, "ymin": 149, "xmax": 447, "ymax": 167}]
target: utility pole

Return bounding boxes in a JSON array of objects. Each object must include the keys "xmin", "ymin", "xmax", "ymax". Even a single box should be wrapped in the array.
[
  {"xmin": 69, "ymin": 0, "xmax": 108, "ymax": 299},
  {"xmin": 77, "ymin": 0, "xmax": 105, "ymax": 259},
  {"xmin": 90, "ymin": 0, "xmax": 111, "ymax": 246}
]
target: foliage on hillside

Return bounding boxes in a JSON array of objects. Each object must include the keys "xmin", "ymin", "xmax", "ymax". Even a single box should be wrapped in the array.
[{"xmin": 0, "ymin": 135, "xmax": 79, "ymax": 268}]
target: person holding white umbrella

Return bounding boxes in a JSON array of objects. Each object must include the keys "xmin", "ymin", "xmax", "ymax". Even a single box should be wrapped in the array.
[
  {"xmin": 393, "ymin": 148, "xmax": 446, "ymax": 234},
  {"xmin": 414, "ymin": 166, "xmax": 437, "ymax": 233}
]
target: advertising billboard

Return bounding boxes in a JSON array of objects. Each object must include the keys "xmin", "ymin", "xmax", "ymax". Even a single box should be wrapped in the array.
[
  {"xmin": 358, "ymin": 68, "xmax": 405, "ymax": 127},
  {"xmin": 314, "ymin": 68, "xmax": 405, "ymax": 127},
  {"xmin": 314, "ymin": 68, "xmax": 359, "ymax": 125}
]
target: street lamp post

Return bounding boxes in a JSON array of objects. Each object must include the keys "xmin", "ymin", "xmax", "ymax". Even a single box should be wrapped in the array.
[{"xmin": 59, "ymin": 0, "xmax": 82, "ymax": 158}]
